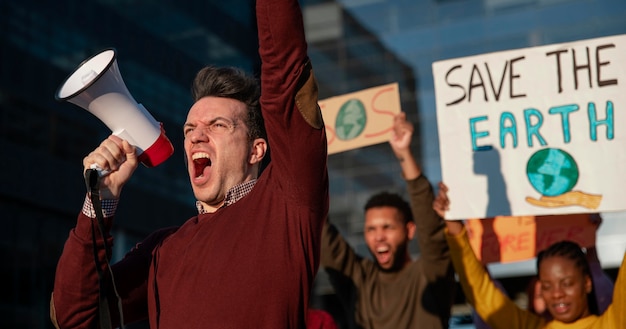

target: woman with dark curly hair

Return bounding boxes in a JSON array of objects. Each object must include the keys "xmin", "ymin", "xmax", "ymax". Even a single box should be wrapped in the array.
[{"xmin": 433, "ymin": 182, "xmax": 625, "ymax": 329}]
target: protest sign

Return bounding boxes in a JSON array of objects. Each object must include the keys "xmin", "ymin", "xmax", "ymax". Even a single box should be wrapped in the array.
[
  {"xmin": 433, "ymin": 34, "xmax": 626, "ymax": 219},
  {"xmin": 466, "ymin": 214, "xmax": 597, "ymax": 264},
  {"xmin": 320, "ymin": 83, "xmax": 401, "ymax": 155}
]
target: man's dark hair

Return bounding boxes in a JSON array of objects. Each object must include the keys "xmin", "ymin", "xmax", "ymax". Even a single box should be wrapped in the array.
[
  {"xmin": 364, "ymin": 192, "xmax": 413, "ymax": 224},
  {"xmin": 191, "ymin": 66, "xmax": 267, "ymax": 142}
]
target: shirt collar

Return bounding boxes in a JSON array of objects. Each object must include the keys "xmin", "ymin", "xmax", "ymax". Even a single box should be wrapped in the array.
[{"xmin": 196, "ymin": 179, "xmax": 257, "ymax": 214}]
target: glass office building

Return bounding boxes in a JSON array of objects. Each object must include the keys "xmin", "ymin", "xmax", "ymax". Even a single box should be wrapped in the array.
[{"xmin": 1, "ymin": 0, "xmax": 624, "ymax": 328}]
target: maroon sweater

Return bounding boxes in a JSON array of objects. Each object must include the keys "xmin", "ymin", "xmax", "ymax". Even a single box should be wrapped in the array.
[{"xmin": 51, "ymin": 0, "xmax": 328, "ymax": 327}]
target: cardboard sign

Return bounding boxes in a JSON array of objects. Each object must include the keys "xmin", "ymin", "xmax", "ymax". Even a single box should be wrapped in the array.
[
  {"xmin": 433, "ymin": 34, "xmax": 626, "ymax": 219},
  {"xmin": 466, "ymin": 214, "xmax": 597, "ymax": 264},
  {"xmin": 320, "ymin": 83, "xmax": 401, "ymax": 155}
]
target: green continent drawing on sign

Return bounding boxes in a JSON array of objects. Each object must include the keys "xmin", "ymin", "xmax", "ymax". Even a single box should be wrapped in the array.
[
  {"xmin": 335, "ymin": 99, "xmax": 367, "ymax": 140},
  {"xmin": 526, "ymin": 148, "xmax": 579, "ymax": 197}
]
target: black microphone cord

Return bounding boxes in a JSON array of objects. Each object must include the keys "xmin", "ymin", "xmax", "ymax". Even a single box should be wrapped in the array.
[{"xmin": 85, "ymin": 169, "xmax": 125, "ymax": 329}]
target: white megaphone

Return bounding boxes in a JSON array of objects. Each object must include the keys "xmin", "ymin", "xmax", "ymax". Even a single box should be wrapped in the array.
[{"xmin": 56, "ymin": 48, "xmax": 174, "ymax": 171}]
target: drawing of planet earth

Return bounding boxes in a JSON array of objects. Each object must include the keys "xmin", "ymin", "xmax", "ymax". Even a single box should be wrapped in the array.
[
  {"xmin": 526, "ymin": 148, "xmax": 579, "ymax": 197},
  {"xmin": 335, "ymin": 99, "xmax": 366, "ymax": 140}
]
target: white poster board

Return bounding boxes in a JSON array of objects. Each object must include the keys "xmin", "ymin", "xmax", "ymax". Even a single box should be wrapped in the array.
[{"xmin": 433, "ymin": 34, "xmax": 626, "ymax": 220}]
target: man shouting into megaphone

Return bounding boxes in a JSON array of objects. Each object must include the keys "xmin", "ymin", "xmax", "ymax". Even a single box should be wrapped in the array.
[{"xmin": 50, "ymin": 0, "xmax": 329, "ymax": 328}]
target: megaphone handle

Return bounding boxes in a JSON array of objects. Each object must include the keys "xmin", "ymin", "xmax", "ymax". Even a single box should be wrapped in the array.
[{"xmin": 89, "ymin": 163, "xmax": 111, "ymax": 177}]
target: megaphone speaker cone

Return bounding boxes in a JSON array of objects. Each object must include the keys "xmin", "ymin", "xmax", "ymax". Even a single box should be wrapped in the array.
[
  {"xmin": 55, "ymin": 48, "xmax": 117, "ymax": 101},
  {"xmin": 55, "ymin": 48, "xmax": 174, "ymax": 168}
]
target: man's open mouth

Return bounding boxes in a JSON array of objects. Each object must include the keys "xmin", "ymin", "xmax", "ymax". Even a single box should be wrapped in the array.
[
  {"xmin": 192, "ymin": 152, "xmax": 211, "ymax": 178},
  {"xmin": 375, "ymin": 246, "xmax": 391, "ymax": 265}
]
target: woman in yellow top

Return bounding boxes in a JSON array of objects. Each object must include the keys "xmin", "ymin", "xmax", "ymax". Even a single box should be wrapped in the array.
[{"xmin": 433, "ymin": 183, "xmax": 625, "ymax": 329}]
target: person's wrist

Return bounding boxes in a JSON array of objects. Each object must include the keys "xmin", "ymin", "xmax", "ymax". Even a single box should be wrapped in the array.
[
  {"xmin": 445, "ymin": 221, "xmax": 464, "ymax": 236},
  {"xmin": 394, "ymin": 148, "xmax": 412, "ymax": 160},
  {"xmin": 98, "ymin": 186, "xmax": 122, "ymax": 200}
]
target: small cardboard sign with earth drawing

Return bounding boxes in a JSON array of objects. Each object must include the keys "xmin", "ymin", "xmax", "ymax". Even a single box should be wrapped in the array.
[
  {"xmin": 320, "ymin": 83, "xmax": 401, "ymax": 155},
  {"xmin": 432, "ymin": 34, "xmax": 626, "ymax": 219}
]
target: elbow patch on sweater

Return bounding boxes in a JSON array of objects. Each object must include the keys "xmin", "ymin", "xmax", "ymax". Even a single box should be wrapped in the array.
[
  {"xmin": 50, "ymin": 293, "xmax": 60, "ymax": 329},
  {"xmin": 295, "ymin": 62, "xmax": 323, "ymax": 129}
]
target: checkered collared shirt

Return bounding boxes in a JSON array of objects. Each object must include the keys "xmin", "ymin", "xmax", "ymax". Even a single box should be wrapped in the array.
[
  {"xmin": 82, "ymin": 179, "xmax": 258, "ymax": 218},
  {"xmin": 82, "ymin": 194, "xmax": 119, "ymax": 218},
  {"xmin": 196, "ymin": 179, "xmax": 257, "ymax": 214}
]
